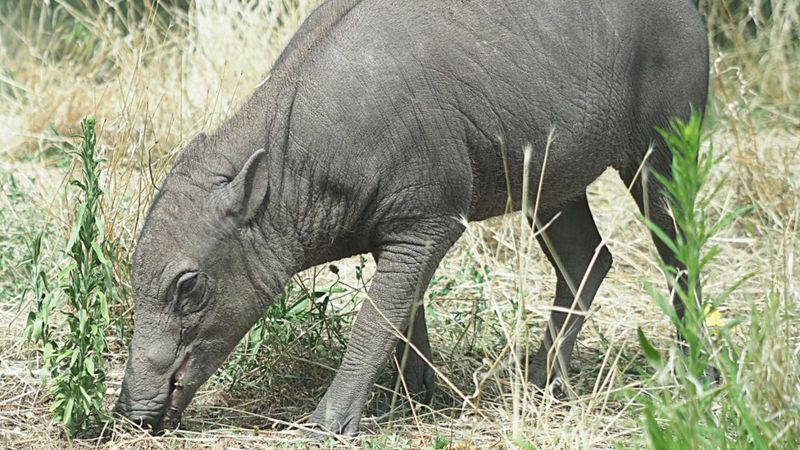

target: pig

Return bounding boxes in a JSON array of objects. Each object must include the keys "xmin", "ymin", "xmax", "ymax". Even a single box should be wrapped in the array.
[{"xmin": 115, "ymin": 0, "xmax": 709, "ymax": 435}]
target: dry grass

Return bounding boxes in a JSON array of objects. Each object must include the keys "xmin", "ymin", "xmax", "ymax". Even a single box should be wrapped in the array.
[{"xmin": 0, "ymin": 0, "xmax": 798, "ymax": 448}]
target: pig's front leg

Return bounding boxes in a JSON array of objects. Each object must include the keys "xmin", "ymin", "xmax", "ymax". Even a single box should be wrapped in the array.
[{"xmin": 307, "ymin": 220, "xmax": 462, "ymax": 435}]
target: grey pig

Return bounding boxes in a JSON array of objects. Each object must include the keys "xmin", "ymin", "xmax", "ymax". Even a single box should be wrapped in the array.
[{"xmin": 115, "ymin": 0, "xmax": 709, "ymax": 435}]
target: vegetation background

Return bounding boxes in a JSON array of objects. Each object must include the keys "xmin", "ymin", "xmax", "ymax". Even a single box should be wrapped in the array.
[{"xmin": 0, "ymin": 0, "xmax": 797, "ymax": 448}]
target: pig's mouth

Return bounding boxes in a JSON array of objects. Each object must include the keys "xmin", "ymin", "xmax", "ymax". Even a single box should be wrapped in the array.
[
  {"xmin": 114, "ymin": 351, "xmax": 199, "ymax": 433},
  {"xmin": 160, "ymin": 352, "xmax": 192, "ymax": 430}
]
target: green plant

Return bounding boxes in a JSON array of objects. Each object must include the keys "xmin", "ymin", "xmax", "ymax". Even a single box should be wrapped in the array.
[
  {"xmin": 24, "ymin": 116, "xmax": 117, "ymax": 436},
  {"xmin": 1, "ymin": 172, "xmax": 39, "ymax": 302},
  {"xmin": 22, "ymin": 233, "xmax": 54, "ymax": 356},
  {"xmin": 429, "ymin": 435, "xmax": 451, "ymax": 450},
  {"xmin": 223, "ymin": 269, "xmax": 356, "ymax": 390},
  {"xmin": 635, "ymin": 112, "xmax": 774, "ymax": 449},
  {"xmin": 642, "ymin": 111, "xmax": 746, "ymax": 374}
]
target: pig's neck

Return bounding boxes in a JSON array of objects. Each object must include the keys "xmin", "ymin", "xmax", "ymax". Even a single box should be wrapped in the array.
[
  {"xmin": 211, "ymin": 80, "xmax": 373, "ymax": 275},
  {"xmin": 262, "ymin": 84, "xmax": 375, "ymax": 271},
  {"xmin": 209, "ymin": 85, "xmax": 274, "ymax": 170}
]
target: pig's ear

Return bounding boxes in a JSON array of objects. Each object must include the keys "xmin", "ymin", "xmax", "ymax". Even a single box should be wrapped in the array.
[{"xmin": 227, "ymin": 149, "xmax": 269, "ymax": 223}]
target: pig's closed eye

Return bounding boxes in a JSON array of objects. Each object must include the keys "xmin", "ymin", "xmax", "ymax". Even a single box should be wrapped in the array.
[
  {"xmin": 174, "ymin": 271, "xmax": 209, "ymax": 314},
  {"xmin": 213, "ymin": 175, "xmax": 231, "ymax": 187}
]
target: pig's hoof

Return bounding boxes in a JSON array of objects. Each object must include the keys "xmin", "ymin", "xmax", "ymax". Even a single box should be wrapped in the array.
[
  {"xmin": 527, "ymin": 365, "xmax": 556, "ymax": 391},
  {"xmin": 394, "ymin": 357, "xmax": 435, "ymax": 405},
  {"xmin": 528, "ymin": 369, "xmax": 548, "ymax": 390},
  {"xmin": 548, "ymin": 377, "xmax": 567, "ymax": 399},
  {"xmin": 300, "ymin": 423, "xmax": 336, "ymax": 441},
  {"xmin": 528, "ymin": 369, "xmax": 567, "ymax": 400},
  {"xmin": 305, "ymin": 411, "xmax": 360, "ymax": 437},
  {"xmin": 409, "ymin": 363, "xmax": 435, "ymax": 405}
]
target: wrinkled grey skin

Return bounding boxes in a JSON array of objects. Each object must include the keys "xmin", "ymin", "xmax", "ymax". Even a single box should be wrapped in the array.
[{"xmin": 115, "ymin": 0, "xmax": 708, "ymax": 435}]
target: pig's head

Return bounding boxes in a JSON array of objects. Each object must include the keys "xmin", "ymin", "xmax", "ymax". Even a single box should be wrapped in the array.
[{"xmin": 115, "ymin": 137, "xmax": 293, "ymax": 431}]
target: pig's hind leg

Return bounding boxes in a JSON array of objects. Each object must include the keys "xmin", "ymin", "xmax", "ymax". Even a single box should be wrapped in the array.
[{"xmin": 528, "ymin": 194, "xmax": 613, "ymax": 392}]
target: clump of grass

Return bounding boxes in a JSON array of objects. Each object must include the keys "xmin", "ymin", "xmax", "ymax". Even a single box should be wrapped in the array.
[
  {"xmin": 208, "ymin": 263, "xmax": 366, "ymax": 430},
  {"xmin": 23, "ymin": 116, "xmax": 118, "ymax": 437},
  {"xmin": 700, "ymin": 0, "xmax": 800, "ymax": 124},
  {"xmin": 2, "ymin": 171, "xmax": 44, "ymax": 305},
  {"xmin": 222, "ymin": 274, "xmax": 356, "ymax": 391}
]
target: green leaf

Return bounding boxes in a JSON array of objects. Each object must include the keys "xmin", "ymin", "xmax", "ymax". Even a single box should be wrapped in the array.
[
  {"xmin": 43, "ymin": 341, "xmax": 55, "ymax": 360},
  {"xmin": 288, "ymin": 297, "xmax": 310, "ymax": 316},
  {"xmin": 30, "ymin": 315, "xmax": 42, "ymax": 341},
  {"xmin": 95, "ymin": 213, "xmax": 106, "ymax": 238},
  {"xmin": 638, "ymin": 213, "xmax": 679, "ymax": 256},
  {"xmin": 733, "ymin": 395, "xmax": 771, "ymax": 449},
  {"xmin": 328, "ymin": 285, "xmax": 347, "ymax": 294},
  {"xmin": 85, "ymin": 357, "xmax": 95, "ymax": 375},
  {"xmin": 63, "ymin": 397, "xmax": 74, "ymax": 426},
  {"xmin": 511, "ymin": 438, "xmax": 536, "ymax": 450},
  {"xmin": 51, "ymin": 397, "xmax": 65, "ymax": 411},
  {"xmin": 97, "ymin": 291, "xmax": 109, "ymax": 322},
  {"xmin": 71, "ymin": 347, "xmax": 81, "ymax": 366},
  {"xmin": 638, "ymin": 327, "xmax": 663, "ymax": 369},
  {"xmin": 643, "ymin": 404, "xmax": 670, "ymax": 450},
  {"xmin": 80, "ymin": 385, "xmax": 92, "ymax": 403},
  {"xmin": 58, "ymin": 262, "xmax": 78, "ymax": 279},
  {"xmin": 708, "ymin": 204, "xmax": 754, "ymax": 237},
  {"xmin": 65, "ymin": 204, "xmax": 87, "ymax": 252},
  {"xmin": 90, "ymin": 241, "xmax": 109, "ymax": 265},
  {"xmin": 645, "ymin": 282, "xmax": 680, "ymax": 326}
]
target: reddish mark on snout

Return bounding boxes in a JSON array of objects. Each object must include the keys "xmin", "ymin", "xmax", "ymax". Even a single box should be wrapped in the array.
[
  {"xmin": 165, "ymin": 352, "xmax": 192, "ymax": 422},
  {"xmin": 173, "ymin": 353, "xmax": 191, "ymax": 385}
]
